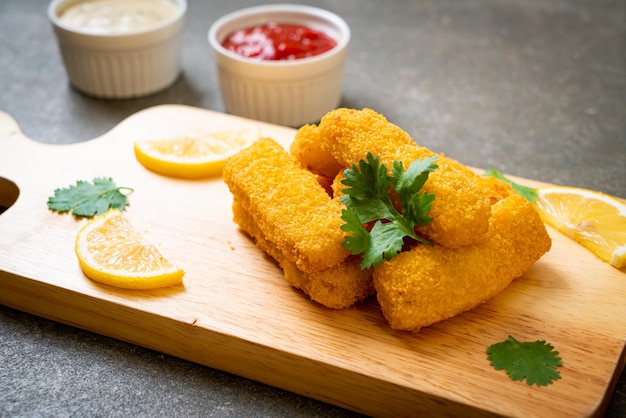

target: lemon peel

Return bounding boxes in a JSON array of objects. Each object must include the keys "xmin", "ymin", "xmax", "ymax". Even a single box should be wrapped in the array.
[
  {"xmin": 134, "ymin": 127, "xmax": 260, "ymax": 179},
  {"xmin": 75, "ymin": 209, "xmax": 184, "ymax": 289},
  {"xmin": 533, "ymin": 186, "xmax": 626, "ymax": 269}
]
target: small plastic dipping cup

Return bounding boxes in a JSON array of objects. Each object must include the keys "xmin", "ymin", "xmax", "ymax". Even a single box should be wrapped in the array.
[
  {"xmin": 48, "ymin": 0, "xmax": 187, "ymax": 99},
  {"xmin": 208, "ymin": 4, "xmax": 350, "ymax": 127}
]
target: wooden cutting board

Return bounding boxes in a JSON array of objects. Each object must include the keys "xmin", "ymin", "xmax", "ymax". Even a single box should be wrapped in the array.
[{"xmin": 1, "ymin": 105, "xmax": 624, "ymax": 418}]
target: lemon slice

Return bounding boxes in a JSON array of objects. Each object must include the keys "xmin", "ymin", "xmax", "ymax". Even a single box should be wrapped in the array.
[
  {"xmin": 533, "ymin": 186, "xmax": 626, "ymax": 269},
  {"xmin": 134, "ymin": 127, "xmax": 260, "ymax": 179},
  {"xmin": 75, "ymin": 209, "xmax": 184, "ymax": 289}
]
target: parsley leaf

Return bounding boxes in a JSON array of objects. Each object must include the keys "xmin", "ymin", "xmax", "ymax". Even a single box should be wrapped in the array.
[
  {"xmin": 487, "ymin": 335, "xmax": 562, "ymax": 386},
  {"xmin": 339, "ymin": 152, "xmax": 438, "ymax": 269},
  {"xmin": 47, "ymin": 177, "xmax": 133, "ymax": 218},
  {"xmin": 483, "ymin": 169, "xmax": 538, "ymax": 203}
]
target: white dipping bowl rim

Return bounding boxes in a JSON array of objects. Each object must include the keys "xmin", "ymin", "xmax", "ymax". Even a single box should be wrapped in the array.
[
  {"xmin": 48, "ymin": 0, "xmax": 187, "ymax": 98},
  {"xmin": 208, "ymin": 3, "xmax": 350, "ymax": 70},
  {"xmin": 48, "ymin": 0, "xmax": 187, "ymax": 41}
]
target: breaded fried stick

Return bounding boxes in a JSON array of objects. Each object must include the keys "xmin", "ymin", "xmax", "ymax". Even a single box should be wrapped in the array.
[
  {"xmin": 232, "ymin": 200, "xmax": 374, "ymax": 309},
  {"xmin": 223, "ymin": 137, "xmax": 349, "ymax": 273},
  {"xmin": 317, "ymin": 108, "xmax": 492, "ymax": 248},
  {"xmin": 291, "ymin": 124, "xmax": 343, "ymax": 179},
  {"xmin": 476, "ymin": 175, "xmax": 517, "ymax": 204},
  {"xmin": 374, "ymin": 194, "xmax": 551, "ymax": 331}
]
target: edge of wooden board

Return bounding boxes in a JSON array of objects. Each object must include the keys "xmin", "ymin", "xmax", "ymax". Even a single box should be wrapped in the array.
[{"xmin": 1, "ymin": 105, "xmax": 625, "ymax": 418}]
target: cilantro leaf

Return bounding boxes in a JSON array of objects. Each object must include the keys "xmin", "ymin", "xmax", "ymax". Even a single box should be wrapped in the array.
[
  {"xmin": 391, "ymin": 159, "xmax": 437, "ymax": 225},
  {"xmin": 339, "ymin": 153, "xmax": 438, "ymax": 269},
  {"xmin": 47, "ymin": 177, "xmax": 133, "ymax": 218},
  {"xmin": 487, "ymin": 335, "xmax": 562, "ymax": 386},
  {"xmin": 483, "ymin": 169, "xmax": 538, "ymax": 203}
]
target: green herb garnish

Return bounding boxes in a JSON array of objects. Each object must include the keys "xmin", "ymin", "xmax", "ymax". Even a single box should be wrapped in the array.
[
  {"xmin": 483, "ymin": 169, "xmax": 538, "ymax": 202},
  {"xmin": 487, "ymin": 335, "xmax": 562, "ymax": 386},
  {"xmin": 47, "ymin": 177, "xmax": 133, "ymax": 218},
  {"xmin": 339, "ymin": 152, "xmax": 438, "ymax": 269}
]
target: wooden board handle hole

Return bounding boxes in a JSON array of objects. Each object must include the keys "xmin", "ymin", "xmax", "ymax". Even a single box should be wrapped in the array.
[{"xmin": 0, "ymin": 177, "xmax": 19, "ymax": 214}]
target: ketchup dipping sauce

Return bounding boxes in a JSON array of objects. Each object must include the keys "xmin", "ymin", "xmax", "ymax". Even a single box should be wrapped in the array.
[
  {"xmin": 221, "ymin": 22, "xmax": 337, "ymax": 61},
  {"xmin": 208, "ymin": 4, "xmax": 350, "ymax": 126}
]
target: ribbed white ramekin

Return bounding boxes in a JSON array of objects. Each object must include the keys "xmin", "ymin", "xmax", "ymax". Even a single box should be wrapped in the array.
[
  {"xmin": 208, "ymin": 4, "xmax": 350, "ymax": 127},
  {"xmin": 48, "ymin": 0, "xmax": 186, "ymax": 99}
]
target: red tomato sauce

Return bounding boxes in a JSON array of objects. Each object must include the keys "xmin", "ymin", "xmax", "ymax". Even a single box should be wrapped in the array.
[{"xmin": 221, "ymin": 22, "xmax": 337, "ymax": 60}]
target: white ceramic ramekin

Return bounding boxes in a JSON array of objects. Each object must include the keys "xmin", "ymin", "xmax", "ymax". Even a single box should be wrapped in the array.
[
  {"xmin": 208, "ymin": 4, "xmax": 350, "ymax": 127},
  {"xmin": 48, "ymin": 0, "xmax": 186, "ymax": 99}
]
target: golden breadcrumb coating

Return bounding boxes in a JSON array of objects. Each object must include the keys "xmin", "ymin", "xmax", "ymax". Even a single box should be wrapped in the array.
[
  {"xmin": 233, "ymin": 199, "xmax": 374, "ymax": 309},
  {"xmin": 330, "ymin": 170, "xmax": 346, "ymax": 201},
  {"xmin": 291, "ymin": 124, "xmax": 344, "ymax": 178},
  {"xmin": 476, "ymin": 175, "xmax": 516, "ymax": 204},
  {"xmin": 374, "ymin": 194, "xmax": 551, "ymax": 331},
  {"xmin": 317, "ymin": 108, "xmax": 492, "ymax": 248},
  {"xmin": 280, "ymin": 259, "xmax": 374, "ymax": 309},
  {"xmin": 223, "ymin": 137, "xmax": 348, "ymax": 273}
]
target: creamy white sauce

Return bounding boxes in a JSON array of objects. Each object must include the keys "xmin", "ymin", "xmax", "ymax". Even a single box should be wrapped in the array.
[{"xmin": 58, "ymin": 0, "xmax": 178, "ymax": 34}]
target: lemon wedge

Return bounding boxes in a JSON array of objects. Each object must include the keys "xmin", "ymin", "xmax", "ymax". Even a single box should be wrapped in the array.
[
  {"xmin": 533, "ymin": 186, "xmax": 626, "ymax": 269},
  {"xmin": 75, "ymin": 209, "xmax": 184, "ymax": 289},
  {"xmin": 134, "ymin": 127, "xmax": 260, "ymax": 179}
]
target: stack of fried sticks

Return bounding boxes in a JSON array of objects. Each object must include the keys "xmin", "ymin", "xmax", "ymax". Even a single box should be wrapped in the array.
[{"xmin": 223, "ymin": 108, "xmax": 551, "ymax": 331}]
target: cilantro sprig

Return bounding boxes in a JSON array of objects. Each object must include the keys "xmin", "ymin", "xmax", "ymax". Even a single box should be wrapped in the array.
[
  {"xmin": 487, "ymin": 336, "xmax": 562, "ymax": 386},
  {"xmin": 339, "ymin": 152, "xmax": 438, "ymax": 269},
  {"xmin": 47, "ymin": 177, "xmax": 133, "ymax": 218},
  {"xmin": 483, "ymin": 169, "xmax": 538, "ymax": 203}
]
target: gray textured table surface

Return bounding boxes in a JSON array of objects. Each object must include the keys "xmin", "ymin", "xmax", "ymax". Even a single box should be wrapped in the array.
[{"xmin": 1, "ymin": 0, "xmax": 624, "ymax": 416}]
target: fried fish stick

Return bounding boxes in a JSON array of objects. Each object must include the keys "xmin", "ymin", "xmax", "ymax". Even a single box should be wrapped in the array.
[
  {"xmin": 291, "ymin": 124, "xmax": 343, "ymax": 178},
  {"xmin": 223, "ymin": 137, "xmax": 349, "ymax": 273},
  {"xmin": 476, "ymin": 175, "xmax": 516, "ymax": 204},
  {"xmin": 374, "ymin": 194, "xmax": 551, "ymax": 331},
  {"xmin": 330, "ymin": 170, "xmax": 346, "ymax": 200},
  {"xmin": 318, "ymin": 108, "xmax": 491, "ymax": 248},
  {"xmin": 233, "ymin": 199, "xmax": 374, "ymax": 309}
]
